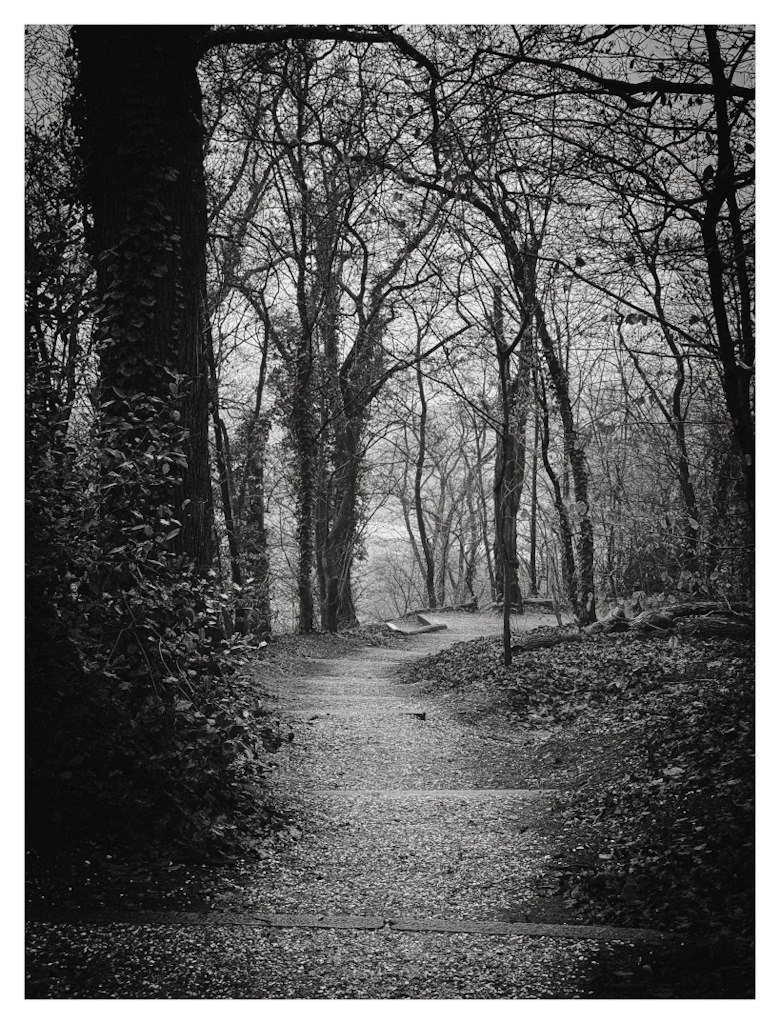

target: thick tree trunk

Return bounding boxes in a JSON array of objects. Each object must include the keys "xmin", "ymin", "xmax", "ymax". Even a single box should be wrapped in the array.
[
  {"xmin": 701, "ymin": 26, "xmax": 755, "ymax": 525},
  {"xmin": 320, "ymin": 420, "xmax": 363, "ymax": 632},
  {"xmin": 73, "ymin": 26, "xmax": 214, "ymax": 567}
]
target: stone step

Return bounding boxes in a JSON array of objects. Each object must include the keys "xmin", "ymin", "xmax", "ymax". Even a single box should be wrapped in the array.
[
  {"xmin": 284, "ymin": 708, "xmax": 427, "ymax": 719},
  {"xmin": 262, "ymin": 688, "xmax": 425, "ymax": 699},
  {"xmin": 275, "ymin": 788, "xmax": 556, "ymax": 798},
  {"xmin": 26, "ymin": 908, "xmax": 666, "ymax": 943}
]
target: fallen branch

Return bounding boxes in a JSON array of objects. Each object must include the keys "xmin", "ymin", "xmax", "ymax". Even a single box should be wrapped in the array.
[{"xmin": 511, "ymin": 631, "xmax": 583, "ymax": 654}]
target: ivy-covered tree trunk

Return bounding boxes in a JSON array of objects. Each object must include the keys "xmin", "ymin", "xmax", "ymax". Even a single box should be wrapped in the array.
[
  {"xmin": 73, "ymin": 26, "xmax": 214, "ymax": 567},
  {"xmin": 493, "ymin": 393, "xmax": 525, "ymax": 609},
  {"xmin": 292, "ymin": 336, "xmax": 317, "ymax": 634},
  {"xmin": 314, "ymin": 246, "xmax": 361, "ymax": 634},
  {"xmin": 320, "ymin": 415, "xmax": 364, "ymax": 632},
  {"xmin": 318, "ymin": 316, "xmax": 376, "ymax": 632},
  {"xmin": 241, "ymin": 421, "xmax": 273, "ymax": 638},
  {"xmin": 491, "ymin": 285, "xmax": 528, "ymax": 619}
]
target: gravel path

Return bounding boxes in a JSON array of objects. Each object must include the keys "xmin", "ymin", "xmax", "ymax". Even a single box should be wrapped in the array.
[{"xmin": 26, "ymin": 612, "xmax": 661, "ymax": 999}]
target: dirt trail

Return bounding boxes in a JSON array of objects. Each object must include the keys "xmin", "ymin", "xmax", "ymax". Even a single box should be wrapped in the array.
[{"xmin": 26, "ymin": 612, "xmax": 663, "ymax": 998}]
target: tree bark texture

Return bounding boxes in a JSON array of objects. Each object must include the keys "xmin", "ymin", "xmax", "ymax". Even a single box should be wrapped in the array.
[
  {"xmin": 292, "ymin": 337, "xmax": 317, "ymax": 634},
  {"xmin": 534, "ymin": 312, "xmax": 596, "ymax": 624},
  {"xmin": 535, "ymin": 369, "xmax": 579, "ymax": 615},
  {"xmin": 491, "ymin": 285, "xmax": 526, "ymax": 613},
  {"xmin": 73, "ymin": 25, "xmax": 214, "ymax": 566},
  {"xmin": 490, "ymin": 216, "xmax": 596, "ymax": 625},
  {"xmin": 414, "ymin": 356, "xmax": 438, "ymax": 610},
  {"xmin": 529, "ymin": 409, "xmax": 539, "ymax": 596},
  {"xmin": 701, "ymin": 26, "xmax": 755, "ymax": 524}
]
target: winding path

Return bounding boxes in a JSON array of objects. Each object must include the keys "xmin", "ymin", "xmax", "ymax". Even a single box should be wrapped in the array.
[{"xmin": 26, "ymin": 613, "xmax": 664, "ymax": 998}]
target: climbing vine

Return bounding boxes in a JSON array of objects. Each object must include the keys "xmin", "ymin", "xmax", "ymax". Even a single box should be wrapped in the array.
[{"xmin": 25, "ymin": 27, "xmax": 284, "ymax": 857}]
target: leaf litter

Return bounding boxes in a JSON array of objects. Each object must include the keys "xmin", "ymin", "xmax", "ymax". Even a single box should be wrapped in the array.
[{"xmin": 26, "ymin": 612, "xmax": 753, "ymax": 997}]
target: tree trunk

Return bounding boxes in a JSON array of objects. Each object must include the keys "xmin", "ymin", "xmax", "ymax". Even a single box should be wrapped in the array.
[
  {"xmin": 491, "ymin": 285, "xmax": 527, "ymax": 616},
  {"xmin": 701, "ymin": 26, "xmax": 755, "ymax": 525},
  {"xmin": 242, "ymin": 419, "xmax": 273, "ymax": 637},
  {"xmin": 320, "ymin": 417, "xmax": 363, "ymax": 632},
  {"xmin": 414, "ymin": 358, "xmax": 438, "ymax": 609},
  {"xmin": 617, "ymin": 311, "xmax": 700, "ymax": 575},
  {"xmin": 73, "ymin": 25, "xmax": 214, "ymax": 567},
  {"xmin": 292, "ymin": 338, "xmax": 317, "ymax": 633},
  {"xmin": 529, "ymin": 408, "xmax": 539, "ymax": 596},
  {"xmin": 473, "ymin": 421, "xmax": 496, "ymax": 599},
  {"xmin": 534, "ymin": 311, "xmax": 596, "ymax": 624},
  {"xmin": 235, "ymin": 330, "xmax": 273, "ymax": 637},
  {"xmin": 493, "ymin": 225, "xmax": 595, "ymax": 625},
  {"xmin": 536, "ymin": 369, "xmax": 579, "ymax": 615},
  {"xmin": 205, "ymin": 315, "xmax": 245, "ymax": 631}
]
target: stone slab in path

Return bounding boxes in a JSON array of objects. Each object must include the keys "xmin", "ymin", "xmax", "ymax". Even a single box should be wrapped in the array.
[
  {"xmin": 26, "ymin": 908, "xmax": 666, "ymax": 942},
  {"xmin": 289, "ymin": 788, "xmax": 557, "ymax": 798},
  {"xmin": 386, "ymin": 614, "xmax": 448, "ymax": 635},
  {"xmin": 280, "ymin": 708, "xmax": 428, "ymax": 719}
]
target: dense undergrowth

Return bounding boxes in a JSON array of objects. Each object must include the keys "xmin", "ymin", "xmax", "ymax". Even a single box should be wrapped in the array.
[
  {"xmin": 403, "ymin": 625, "xmax": 754, "ymax": 992},
  {"xmin": 26, "ymin": 376, "xmax": 290, "ymax": 862},
  {"xmin": 26, "ymin": 602, "xmax": 289, "ymax": 860}
]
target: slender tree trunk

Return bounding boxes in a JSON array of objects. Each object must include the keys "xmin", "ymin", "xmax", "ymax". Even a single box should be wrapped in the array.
[
  {"xmin": 618, "ymin": 312, "xmax": 700, "ymax": 574},
  {"xmin": 535, "ymin": 370, "xmax": 578, "ymax": 614},
  {"xmin": 414, "ymin": 359, "xmax": 437, "ymax": 608},
  {"xmin": 399, "ymin": 454, "xmax": 427, "ymax": 588},
  {"xmin": 205, "ymin": 316, "xmax": 245, "ymax": 632},
  {"xmin": 242, "ymin": 419, "xmax": 273, "ymax": 637},
  {"xmin": 472, "ymin": 421, "xmax": 496, "ymax": 599},
  {"xmin": 292, "ymin": 337, "xmax": 317, "ymax": 634},
  {"xmin": 529, "ymin": 408, "xmax": 539, "ymax": 596},
  {"xmin": 491, "ymin": 285, "xmax": 526, "ymax": 617},
  {"xmin": 235, "ymin": 334, "xmax": 272, "ymax": 636},
  {"xmin": 534, "ymin": 311, "xmax": 596, "ymax": 624}
]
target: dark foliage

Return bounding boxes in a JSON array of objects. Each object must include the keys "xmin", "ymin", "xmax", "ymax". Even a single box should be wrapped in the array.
[
  {"xmin": 26, "ymin": 358, "xmax": 285, "ymax": 858},
  {"xmin": 25, "ymin": 31, "xmax": 286, "ymax": 862}
]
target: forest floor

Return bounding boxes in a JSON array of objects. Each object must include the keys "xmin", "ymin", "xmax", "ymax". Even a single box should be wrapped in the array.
[{"xmin": 26, "ymin": 610, "xmax": 753, "ymax": 999}]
